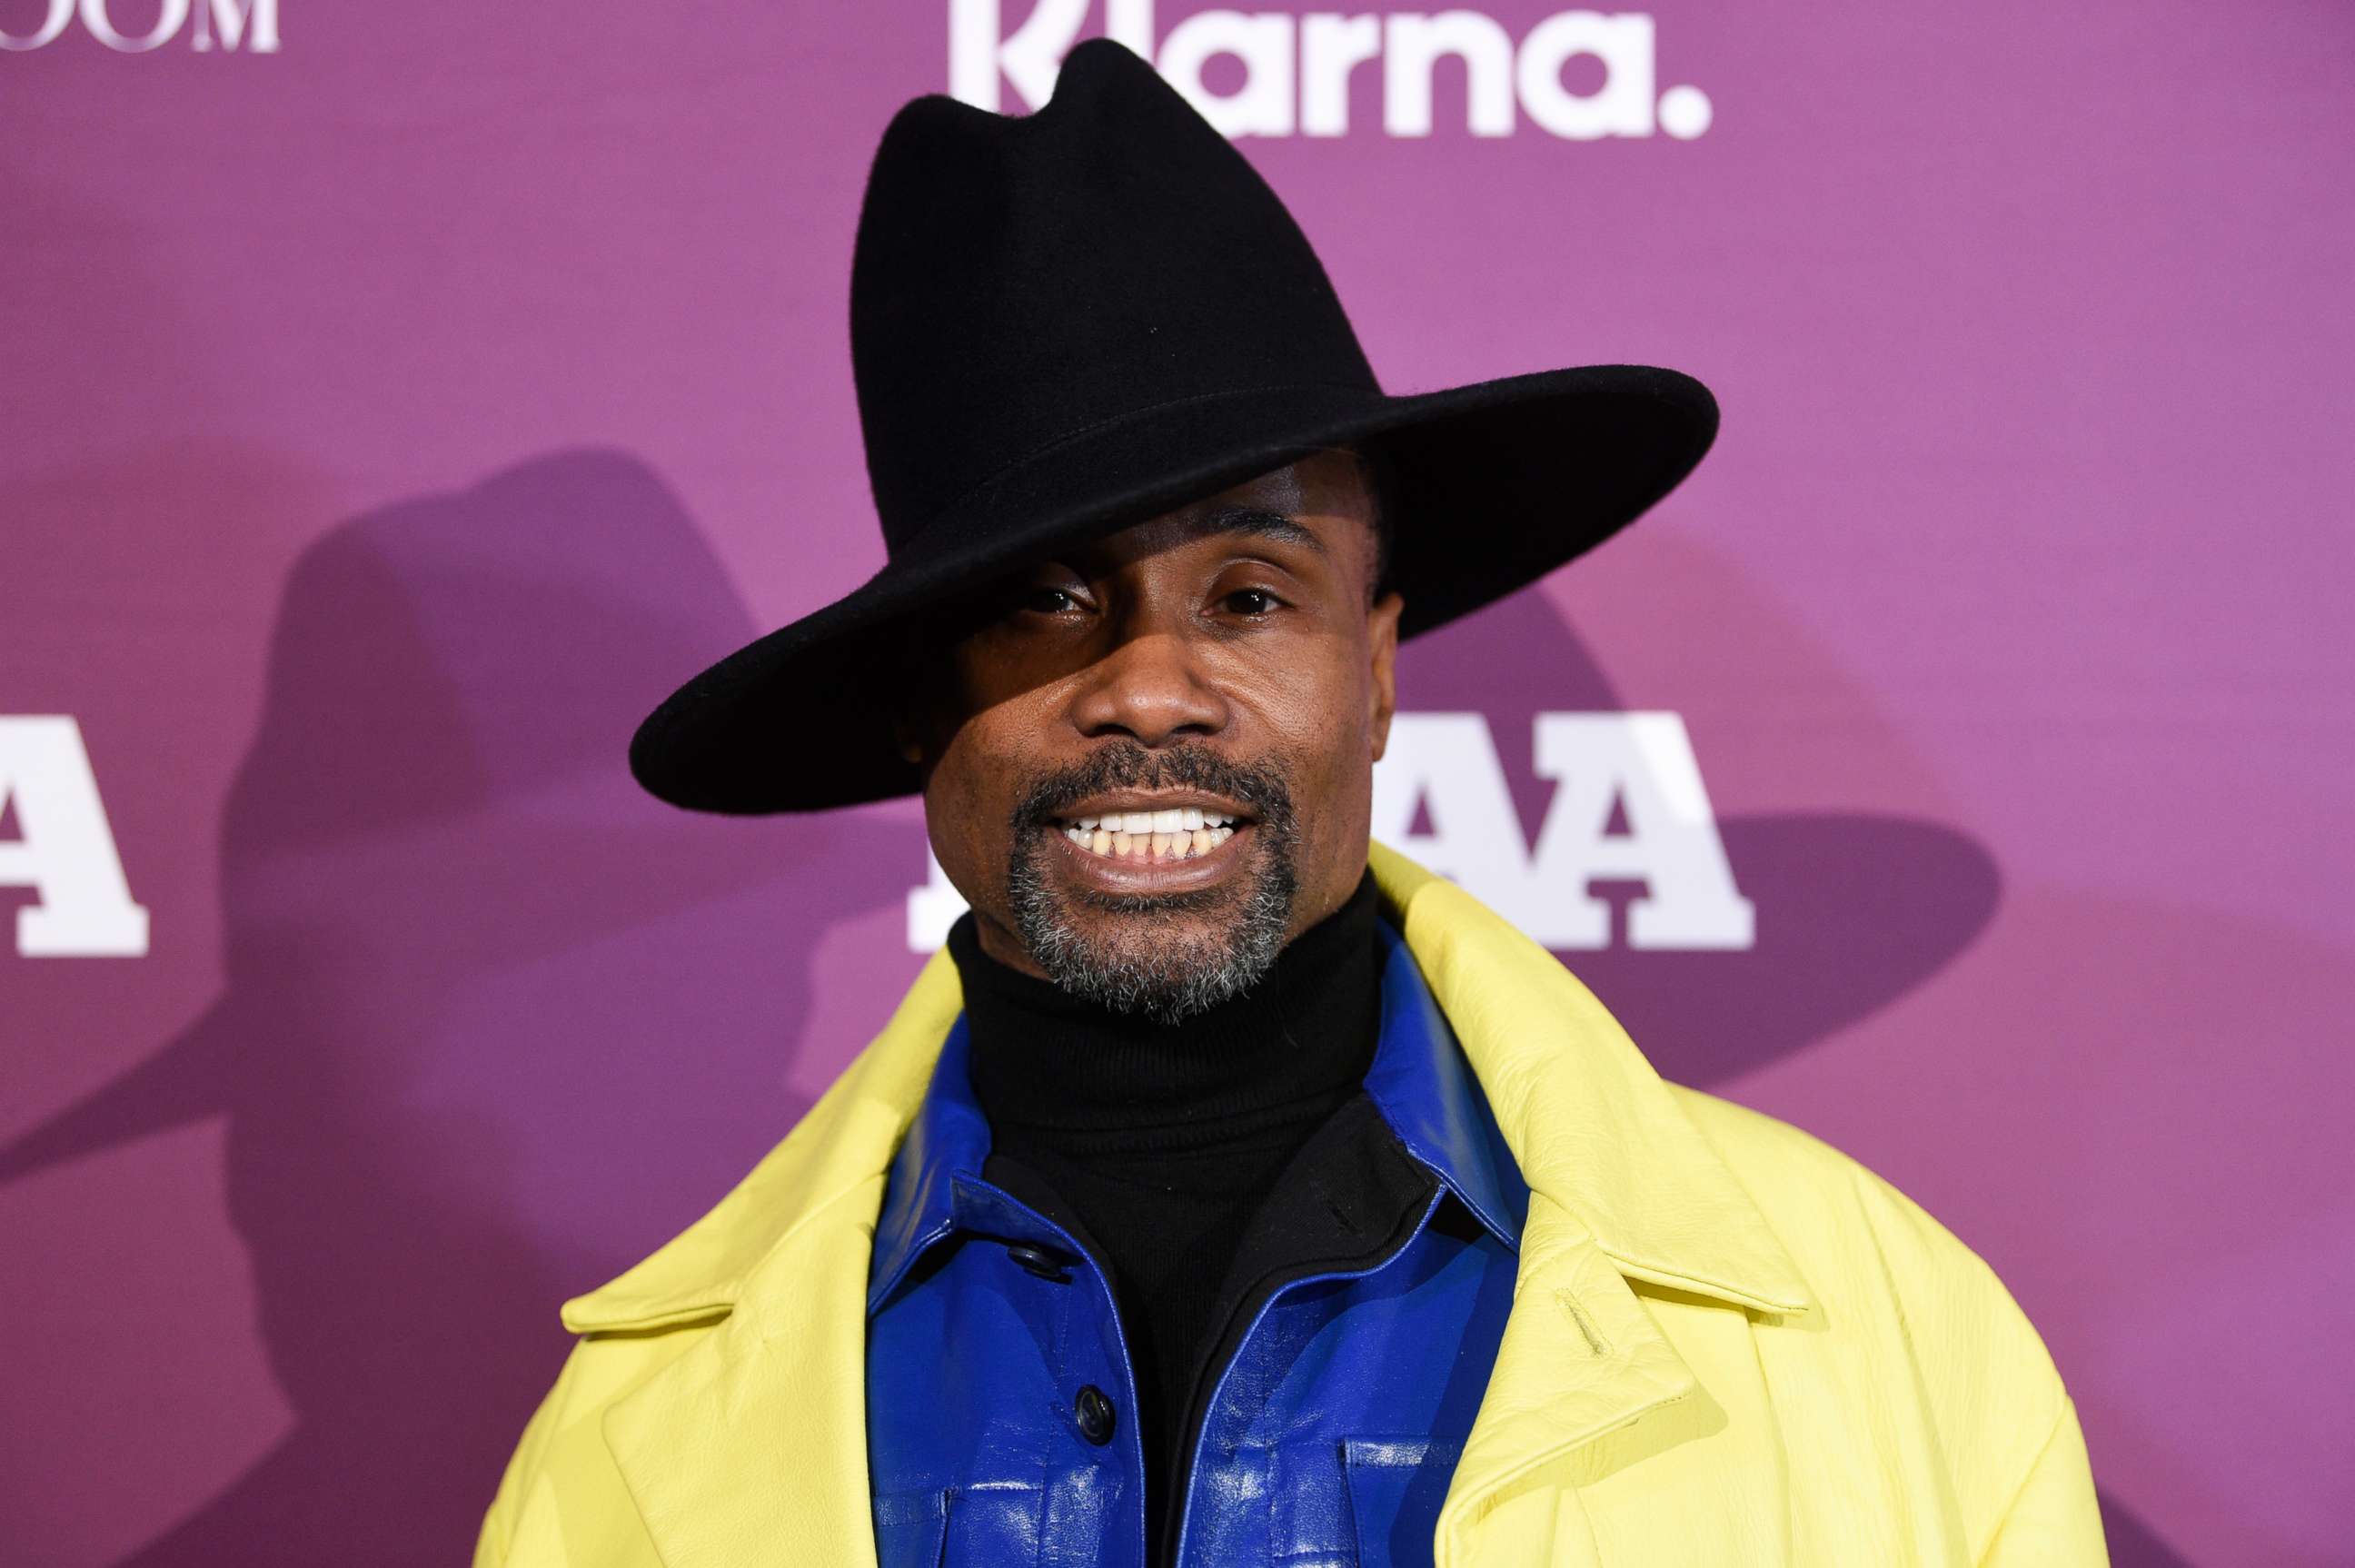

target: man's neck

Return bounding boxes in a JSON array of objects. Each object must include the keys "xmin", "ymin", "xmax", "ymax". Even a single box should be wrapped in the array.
[{"xmin": 944, "ymin": 870, "xmax": 1383, "ymax": 1136}]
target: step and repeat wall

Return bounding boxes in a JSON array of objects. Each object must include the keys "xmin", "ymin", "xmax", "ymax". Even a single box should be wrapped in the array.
[{"xmin": 4, "ymin": 3, "xmax": 2347, "ymax": 1563}]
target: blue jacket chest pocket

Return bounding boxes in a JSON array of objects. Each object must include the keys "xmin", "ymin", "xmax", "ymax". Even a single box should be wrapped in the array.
[
  {"xmin": 1342, "ymin": 1437, "xmax": 1463, "ymax": 1568},
  {"xmin": 875, "ymin": 1484, "xmax": 1039, "ymax": 1568},
  {"xmin": 873, "ymin": 1487, "xmax": 950, "ymax": 1568},
  {"xmin": 1265, "ymin": 1435, "xmax": 1464, "ymax": 1568},
  {"xmin": 873, "ymin": 1470, "xmax": 1129, "ymax": 1568}
]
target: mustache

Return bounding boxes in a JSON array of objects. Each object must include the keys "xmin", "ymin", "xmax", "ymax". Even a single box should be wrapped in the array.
[{"xmin": 1009, "ymin": 742, "xmax": 1296, "ymax": 832}]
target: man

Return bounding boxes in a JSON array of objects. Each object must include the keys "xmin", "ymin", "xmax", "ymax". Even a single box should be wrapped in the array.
[{"xmin": 477, "ymin": 38, "xmax": 2106, "ymax": 1568}]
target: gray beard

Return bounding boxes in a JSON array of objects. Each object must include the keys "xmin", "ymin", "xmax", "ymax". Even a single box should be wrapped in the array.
[{"xmin": 1004, "ymin": 824, "xmax": 1299, "ymax": 1025}]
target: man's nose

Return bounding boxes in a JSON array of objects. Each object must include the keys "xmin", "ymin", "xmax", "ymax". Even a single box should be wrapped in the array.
[{"xmin": 1068, "ymin": 627, "xmax": 1229, "ymax": 746}]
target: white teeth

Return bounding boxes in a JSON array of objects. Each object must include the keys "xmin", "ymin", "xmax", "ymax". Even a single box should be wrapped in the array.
[
  {"xmin": 1058, "ymin": 809, "xmax": 1246, "ymax": 830},
  {"xmin": 1058, "ymin": 812, "xmax": 1242, "ymax": 859}
]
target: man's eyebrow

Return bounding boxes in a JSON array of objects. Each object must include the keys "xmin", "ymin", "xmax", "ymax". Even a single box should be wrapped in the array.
[{"xmin": 1202, "ymin": 504, "xmax": 1327, "ymax": 553}]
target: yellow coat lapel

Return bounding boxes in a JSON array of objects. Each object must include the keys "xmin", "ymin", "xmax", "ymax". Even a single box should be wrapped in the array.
[
  {"xmin": 561, "ymin": 844, "xmax": 1818, "ymax": 1567},
  {"xmin": 1366, "ymin": 843, "xmax": 1816, "ymax": 1565}
]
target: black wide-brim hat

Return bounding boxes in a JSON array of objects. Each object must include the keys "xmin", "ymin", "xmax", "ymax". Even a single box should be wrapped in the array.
[{"xmin": 630, "ymin": 38, "xmax": 1718, "ymax": 814}]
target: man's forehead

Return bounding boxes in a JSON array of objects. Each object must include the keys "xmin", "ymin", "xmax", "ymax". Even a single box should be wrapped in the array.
[
  {"xmin": 1060, "ymin": 451, "xmax": 1375, "ymax": 565},
  {"xmin": 1193, "ymin": 447, "xmax": 1372, "ymax": 520}
]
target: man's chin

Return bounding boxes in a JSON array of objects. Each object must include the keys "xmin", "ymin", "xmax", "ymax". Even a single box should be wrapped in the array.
[
  {"xmin": 1057, "ymin": 902, "xmax": 1231, "ymax": 961},
  {"xmin": 1035, "ymin": 949, "xmax": 1263, "ymax": 1023},
  {"xmin": 1012, "ymin": 882, "xmax": 1289, "ymax": 1022}
]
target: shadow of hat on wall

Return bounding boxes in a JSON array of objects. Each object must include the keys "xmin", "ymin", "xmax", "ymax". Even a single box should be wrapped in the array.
[{"xmin": 0, "ymin": 449, "xmax": 909, "ymax": 1564}]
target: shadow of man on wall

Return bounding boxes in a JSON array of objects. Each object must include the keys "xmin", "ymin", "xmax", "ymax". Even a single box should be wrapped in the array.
[{"xmin": 0, "ymin": 450, "xmax": 909, "ymax": 1563}]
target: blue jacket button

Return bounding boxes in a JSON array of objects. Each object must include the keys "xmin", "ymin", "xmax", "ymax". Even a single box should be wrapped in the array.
[
  {"xmin": 1006, "ymin": 1244, "xmax": 1072, "ymax": 1283},
  {"xmin": 1074, "ymin": 1384, "xmax": 1117, "ymax": 1446}
]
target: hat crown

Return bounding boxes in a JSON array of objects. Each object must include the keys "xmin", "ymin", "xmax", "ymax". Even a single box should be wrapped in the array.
[{"xmin": 849, "ymin": 39, "xmax": 1378, "ymax": 552}]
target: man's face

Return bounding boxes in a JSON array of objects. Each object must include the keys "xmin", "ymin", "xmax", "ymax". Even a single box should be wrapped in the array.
[{"xmin": 904, "ymin": 449, "xmax": 1405, "ymax": 1020}]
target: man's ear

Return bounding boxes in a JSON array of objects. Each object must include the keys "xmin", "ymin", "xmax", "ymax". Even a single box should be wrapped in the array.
[
  {"xmin": 1366, "ymin": 590, "xmax": 1405, "ymax": 762},
  {"xmin": 892, "ymin": 687, "xmax": 934, "ymax": 767},
  {"xmin": 885, "ymin": 645, "xmax": 932, "ymax": 767}
]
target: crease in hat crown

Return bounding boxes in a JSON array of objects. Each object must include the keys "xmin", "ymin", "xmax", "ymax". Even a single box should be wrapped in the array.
[{"xmin": 849, "ymin": 37, "xmax": 1378, "ymax": 551}]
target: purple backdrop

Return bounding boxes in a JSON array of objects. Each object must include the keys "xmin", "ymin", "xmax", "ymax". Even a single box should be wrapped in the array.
[{"xmin": 3, "ymin": 3, "xmax": 2349, "ymax": 1564}]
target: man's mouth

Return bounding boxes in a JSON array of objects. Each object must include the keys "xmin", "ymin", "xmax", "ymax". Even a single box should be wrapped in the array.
[{"xmin": 1051, "ymin": 807, "xmax": 1246, "ymax": 863}]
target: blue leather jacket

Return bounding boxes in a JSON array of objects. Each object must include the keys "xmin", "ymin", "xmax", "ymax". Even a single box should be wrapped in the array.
[{"xmin": 865, "ymin": 918, "xmax": 1531, "ymax": 1566}]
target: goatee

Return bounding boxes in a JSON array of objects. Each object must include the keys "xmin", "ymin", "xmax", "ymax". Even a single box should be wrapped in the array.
[{"xmin": 1003, "ymin": 743, "xmax": 1298, "ymax": 1024}]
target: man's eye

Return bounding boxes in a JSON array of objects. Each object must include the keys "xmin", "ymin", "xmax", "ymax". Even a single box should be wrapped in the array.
[
  {"xmin": 1222, "ymin": 588, "xmax": 1281, "ymax": 616},
  {"xmin": 1020, "ymin": 586, "xmax": 1079, "ymax": 615}
]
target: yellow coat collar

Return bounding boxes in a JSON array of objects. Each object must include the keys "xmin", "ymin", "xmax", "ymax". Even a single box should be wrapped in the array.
[{"xmin": 565, "ymin": 842, "xmax": 1815, "ymax": 1566}]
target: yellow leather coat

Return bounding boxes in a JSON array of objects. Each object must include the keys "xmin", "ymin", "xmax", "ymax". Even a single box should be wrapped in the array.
[{"xmin": 476, "ymin": 844, "xmax": 2108, "ymax": 1566}]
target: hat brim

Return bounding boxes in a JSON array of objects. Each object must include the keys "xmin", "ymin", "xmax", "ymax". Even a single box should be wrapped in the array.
[{"xmin": 628, "ymin": 362, "xmax": 1716, "ymax": 813}]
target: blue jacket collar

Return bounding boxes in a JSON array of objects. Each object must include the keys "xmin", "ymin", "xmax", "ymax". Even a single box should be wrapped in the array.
[{"xmin": 867, "ymin": 917, "xmax": 1528, "ymax": 1315}]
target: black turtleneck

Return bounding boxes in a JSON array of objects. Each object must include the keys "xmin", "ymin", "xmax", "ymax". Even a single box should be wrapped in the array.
[{"xmin": 945, "ymin": 870, "xmax": 1388, "ymax": 1549}]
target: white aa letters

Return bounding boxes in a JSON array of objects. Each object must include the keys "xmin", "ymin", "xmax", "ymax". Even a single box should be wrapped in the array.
[
  {"xmin": 1374, "ymin": 711, "xmax": 1752, "ymax": 948},
  {"xmin": 0, "ymin": 717, "xmax": 150, "ymax": 958},
  {"xmin": 948, "ymin": 1, "xmax": 1710, "ymax": 141},
  {"xmin": 904, "ymin": 710, "xmax": 1753, "ymax": 952}
]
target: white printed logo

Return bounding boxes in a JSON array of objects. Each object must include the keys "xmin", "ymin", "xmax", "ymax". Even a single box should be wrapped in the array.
[
  {"xmin": 0, "ymin": 717, "xmax": 150, "ymax": 958},
  {"xmin": 906, "ymin": 710, "xmax": 1753, "ymax": 951},
  {"xmin": 0, "ymin": 0, "xmax": 278, "ymax": 53},
  {"xmin": 949, "ymin": 1, "xmax": 1710, "ymax": 140}
]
